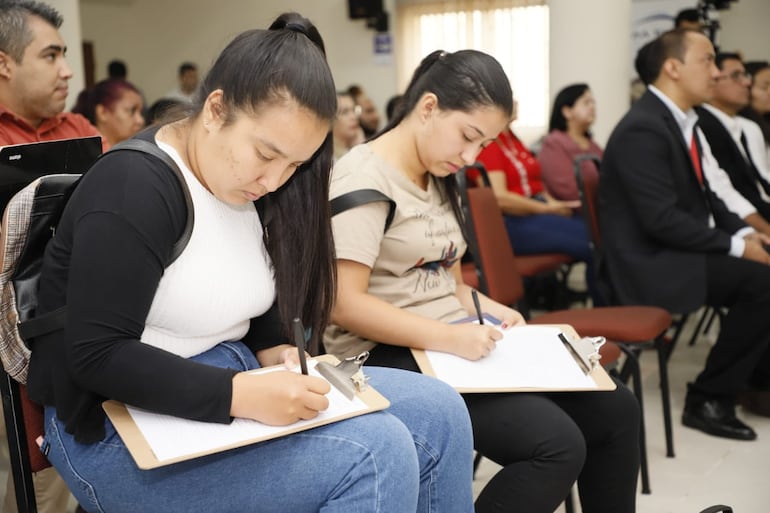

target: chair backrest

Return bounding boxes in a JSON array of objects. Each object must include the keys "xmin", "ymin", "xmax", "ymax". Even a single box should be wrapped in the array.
[
  {"xmin": 573, "ymin": 154, "xmax": 602, "ymax": 254},
  {"xmin": 457, "ymin": 166, "xmax": 525, "ymax": 306}
]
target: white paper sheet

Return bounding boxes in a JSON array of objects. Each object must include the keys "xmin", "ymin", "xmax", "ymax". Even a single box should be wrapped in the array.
[
  {"xmin": 126, "ymin": 361, "xmax": 369, "ymax": 462},
  {"xmin": 424, "ymin": 325, "xmax": 597, "ymax": 390}
]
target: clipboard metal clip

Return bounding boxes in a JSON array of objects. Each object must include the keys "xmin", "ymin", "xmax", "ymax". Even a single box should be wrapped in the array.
[
  {"xmin": 559, "ymin": 333, "xmax": 606, "ymax": 374},
  {"xmin": 315, "ymin": 351, "xmax": 370, "ymax": 400},
  {"xmin": 583, "ymin": 336, "xmax": 606, "ymax": 371}
]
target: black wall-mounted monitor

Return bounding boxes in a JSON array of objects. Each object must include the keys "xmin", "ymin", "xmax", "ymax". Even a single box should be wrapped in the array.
[{"xmin": 348, "ymin": 0, "xmax": 383, "ymax": 20}]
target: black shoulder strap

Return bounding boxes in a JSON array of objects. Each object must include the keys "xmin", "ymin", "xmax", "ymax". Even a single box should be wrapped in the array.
[
  {"xmin": 17, "ymin": 139, "xmax": 195, "ymax": 343},
  {"xmin": 330, "ymin": 189, "xmax": 396, "ymax": 232},
  {"xmin": 110, "ymin": 138, "xmax": 194, "ymax": 265}
]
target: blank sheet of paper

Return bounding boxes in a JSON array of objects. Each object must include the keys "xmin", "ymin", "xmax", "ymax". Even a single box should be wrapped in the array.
[
  {"xmin": 126, "ymin": 360, "xmax": 368, "ymax": 462},
  {"xmin": 424, "ymin": 325, "xmax": 597, "ymax": 390}
]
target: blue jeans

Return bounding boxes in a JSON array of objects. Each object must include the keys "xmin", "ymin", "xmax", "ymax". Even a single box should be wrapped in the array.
[{"xmin": 43, "ymin": 341, "xmax": 474, "ymax": 513}]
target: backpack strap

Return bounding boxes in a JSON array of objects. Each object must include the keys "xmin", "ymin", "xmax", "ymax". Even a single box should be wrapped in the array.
[
  {"xmin": 110, "ymin": 139, "xmax": 194, "ymax": 265},
  {"xmin": 330, "ymin": 189, "xmax": 396, "ymax": 232},
  {"xmin": 16, "ymin": 139, "xmax": 194, "ymax": 344}
]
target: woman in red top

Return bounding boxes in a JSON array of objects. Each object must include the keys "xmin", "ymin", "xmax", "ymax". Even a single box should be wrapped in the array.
[{"xmin": 472, "ymin": 101, "xmax": 600, "ymax": 303}]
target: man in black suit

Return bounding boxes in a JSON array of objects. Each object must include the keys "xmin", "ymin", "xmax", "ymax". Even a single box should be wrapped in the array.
[
  {"xmin": 599, "ymin": 28, "xmax": 770, "ymax": 440},
  {"xmin": 697, "ymin": 53, "xmax": 770, "ymax": 229}
]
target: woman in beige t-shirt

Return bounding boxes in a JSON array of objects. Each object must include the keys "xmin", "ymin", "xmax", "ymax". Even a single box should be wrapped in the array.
[{"xmin": 327, "ymin": 49, "xmax": 640, "ymax": 513}]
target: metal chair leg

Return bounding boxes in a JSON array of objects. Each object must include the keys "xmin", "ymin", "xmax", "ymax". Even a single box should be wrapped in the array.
[
  {"xmin": 472, "ymin": 452, "xmax": 483, "ymax": 479},
  {"xmin": 688, "ymin": 307, "xmax": 711, "ymax": 346},
  {"xmin": 618, "ymin": 346, "xmax": 651, "ymax": 494},
  {"xmin": 656, "ymin": 336, "xmax": 675, "ymax": 458}
]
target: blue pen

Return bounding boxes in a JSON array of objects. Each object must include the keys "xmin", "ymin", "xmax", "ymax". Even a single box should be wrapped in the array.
[
  {"xmin": 292, "ymin": 317, "xmax": 309, "ymax": 375},
  {"xmin": 471, "ymin": 289, "xmax": 484, "ymax": 325}
]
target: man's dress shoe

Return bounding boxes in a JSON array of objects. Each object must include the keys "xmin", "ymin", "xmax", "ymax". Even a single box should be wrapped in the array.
[{"xmin": 682, "ymin": 398, "xmax": 757, "ymax": 440}]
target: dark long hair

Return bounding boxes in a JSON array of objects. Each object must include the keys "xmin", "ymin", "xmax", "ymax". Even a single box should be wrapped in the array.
[
  {"xmin": 377, "ymin": 50, "xmax": 513, "ymax": 239},
  {"xmin": 189, "ymin": 13, "xmax": 337, "ymax": 353},
  {"xmin": 548, "ymin": 83, "xmax": 590, "ymax": 134},
  {"xmin": 741, "ymin": 61, "xmax": 770, "ymax": 146}
]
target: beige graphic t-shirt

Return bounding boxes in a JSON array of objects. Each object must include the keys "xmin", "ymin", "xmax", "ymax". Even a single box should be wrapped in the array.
[{"xmin": 325, "ymin": 144, "xmax": 469, "ymax": 358}]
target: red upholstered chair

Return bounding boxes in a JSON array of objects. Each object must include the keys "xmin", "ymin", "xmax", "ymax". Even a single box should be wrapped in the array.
[
  {"xmin": 458, "ymin": 168, "xmax": 673, "ymax": 494},
  {"xmin": 462, "ymin": 163, "xmax": 579, "ymax": 315}
]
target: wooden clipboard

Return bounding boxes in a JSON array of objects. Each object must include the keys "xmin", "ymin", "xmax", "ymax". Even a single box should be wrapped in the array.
[
  {"xmin": 103, "ymin": 355, "xmax": 390, "ymax": 469},
  {"xmin": 411, "ymin": 324, "xmax": 616, "ymax": 393}
]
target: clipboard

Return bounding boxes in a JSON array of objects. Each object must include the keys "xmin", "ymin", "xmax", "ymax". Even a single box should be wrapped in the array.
[
  {"xmin": 103, "ymin": 355, "xmax": 390, "ymax": 469},
  {"xmin": 411, "ymin": 324, "xmax": 616, "ymax": 393}
]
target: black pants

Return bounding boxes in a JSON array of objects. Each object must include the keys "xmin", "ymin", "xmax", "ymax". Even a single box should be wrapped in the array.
[
  {"xmin": 690, "ymin": 254, "xmax": 770, "ymax": 400},
  {"xmin": 367, "ymin": 344, "xmax": 640, "ymax": 513}
]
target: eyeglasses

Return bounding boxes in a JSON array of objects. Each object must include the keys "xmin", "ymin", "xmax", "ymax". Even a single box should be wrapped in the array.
[{"xmin": 718, "ymin": 70, "xmax": 751, "ymax": 82}]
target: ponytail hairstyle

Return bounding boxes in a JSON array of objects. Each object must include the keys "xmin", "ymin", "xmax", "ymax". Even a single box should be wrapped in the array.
[
  {"xmin": 190, "ymin": 12, "xmax": 337, "ymax": 354},
  {"xmin": 378, "ymin": 50, "xmax": 513, "ymax": 240}
]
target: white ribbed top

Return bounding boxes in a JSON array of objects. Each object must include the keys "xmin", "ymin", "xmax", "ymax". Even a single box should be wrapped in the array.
[{"xmin": 140, "ymin": 141, "xmax": 275, "ymax": 357}]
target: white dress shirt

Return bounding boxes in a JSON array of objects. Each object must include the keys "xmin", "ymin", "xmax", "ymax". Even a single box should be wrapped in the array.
[
  {"xmin": 703, "ymin": 103, "xmax": 770, "ymax": 202},
  {"xmin": 736, "ymin": 115, "xmax": 770, "ymax": 181}
]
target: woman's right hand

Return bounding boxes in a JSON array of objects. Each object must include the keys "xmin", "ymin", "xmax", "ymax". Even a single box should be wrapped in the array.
[
  {"xmin": 230, "ymin": 371, "xmax": 331, "ymax": 425},
  {"xmin": 447, "ymin": 323, "xmax": 503, "ymax": 360},
  {"xmin": 540, "ymin": 197, "xmax": 574, "ymax": 217}
]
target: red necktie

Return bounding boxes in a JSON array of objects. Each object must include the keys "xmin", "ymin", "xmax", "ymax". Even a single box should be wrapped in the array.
[{"xmin": 690, "ymin": 133, "xmax": 703, "ymax": 186}]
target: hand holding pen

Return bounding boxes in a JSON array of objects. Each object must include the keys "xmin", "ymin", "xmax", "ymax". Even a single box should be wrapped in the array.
[
  {"xmin": 228, "ymin": 318, "xmax": 328, "ymax": 425},
  {"xmin": 470, "ymin": 288, "xmax": 525, "ymax": 330}
]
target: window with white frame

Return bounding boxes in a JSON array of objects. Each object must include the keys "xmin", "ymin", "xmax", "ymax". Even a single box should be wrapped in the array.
[{"xmin": 396, "ymin": 0, "xmax": 549, "ymax": 140}]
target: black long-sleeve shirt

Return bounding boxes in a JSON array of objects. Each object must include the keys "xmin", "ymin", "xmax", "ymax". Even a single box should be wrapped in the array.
[{"xmin": 27, "ymin": 131, "xmax": 282, "ymax": 444}]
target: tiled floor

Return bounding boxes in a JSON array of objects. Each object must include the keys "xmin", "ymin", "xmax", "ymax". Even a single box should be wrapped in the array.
[
  {"xmin": 2, "ymin": 308, "xmax": 767, "ymax": 512},
  {"xmin": 473, "ymin": 307, "xmax": 770, "ymax": 512}
]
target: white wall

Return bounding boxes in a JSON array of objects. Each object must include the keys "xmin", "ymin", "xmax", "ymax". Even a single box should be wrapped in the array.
[
  {"xmin": 77, "ymin": 0, "xmax": 397, "ymax": 117},
  {"xmin": 549, "ymin": 0, "xmax": 632, "ymax": 147},
  {"xmin": 717, "ymin": 0, "xmax": 770, "ymax": 61},
  {"xmin": 51, "ymin": 0, "xmax": 85, "ymax": 110},
  {"xmin": 63, "ymin": 0, "xmax": 770, "ymax": 138}
]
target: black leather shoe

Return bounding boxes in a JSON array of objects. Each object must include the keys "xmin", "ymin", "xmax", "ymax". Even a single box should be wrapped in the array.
[{"xmin": 682, "ymin": 398, "xmax": 757, "ymax": 441}]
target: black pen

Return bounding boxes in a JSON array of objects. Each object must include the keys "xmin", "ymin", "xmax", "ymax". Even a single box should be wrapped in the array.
[
  {"xmin": 292, "ymin": 317, "xmax": 309, "ymax": 376},
  {"xmin": 471, "ymin": 289, "xmax": 484, "ymax": 325}
]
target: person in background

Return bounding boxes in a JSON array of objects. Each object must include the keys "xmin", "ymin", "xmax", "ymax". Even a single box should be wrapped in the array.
[
  {"xmin": 145, "ymin": 97, "xmax": 187, "ymax": 126},
  {"xmin": 164, "ymin": 61, "xmax": 199, "ymax": 103},
  {"xmin": 72, "ymin": 78, "xmax": 145, "ymax": 148},
  {"xmin": 327, "ymin": 48, "xmax": 640, "ymax": 513},
  {"xmin": 107, "ymin": 59, "xmax": 127, "ymax": 80},
  {"xmin": 674, "ymin": 8, "xmax": 704, "ymax": 31},
  {"xmin": 28, "ymin": 12, "xmax": 475, "ymax": 513},
  {"xmin": 741, "ymin": 61, "xmax": 770, "ymax": 166},
  {"xmin": 385, "ymin": 93, "xmax": 403, "ymax": 122},
  {"xmin": 538, "ymin": 83, "xmax": 603, "ymax": 204},
  {"xmin": 332, "ymin": 90, "xmax": 363, "ymax": 160},
  {"xmin": 348, "ymin": 84, "xmax": 381, "ymax": 138},
  {"xmin": 697, "ymin": 52, "xmax": 770, "ymax": 238},
  {"xmin": 0, "ymin": 0, "xmax": 104, "ymax": 149},
  {"xmin": 0, "ymin": 2, "xmax": 100, "ymax": 511},
  {"xmin": 473, "ymin": 100, "xmax": 601, "ymax": 305},
  {"xmin": 599, "ymin": 28, "xmax": 770, "ymax": 442}
]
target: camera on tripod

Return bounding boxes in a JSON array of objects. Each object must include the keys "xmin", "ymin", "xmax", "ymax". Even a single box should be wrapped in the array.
[{"xmin": 696, "ymin": 0, "xmax": 738, "ymax": 45}]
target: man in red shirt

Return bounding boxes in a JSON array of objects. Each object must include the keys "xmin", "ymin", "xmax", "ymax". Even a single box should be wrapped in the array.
[
  {"xmin": 0, "ymin": 0, "xmax": 104, "ymax": 148},
  {"xmin": 0, "ymin": 2, "xmax": 103, "ymax": 512}
]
